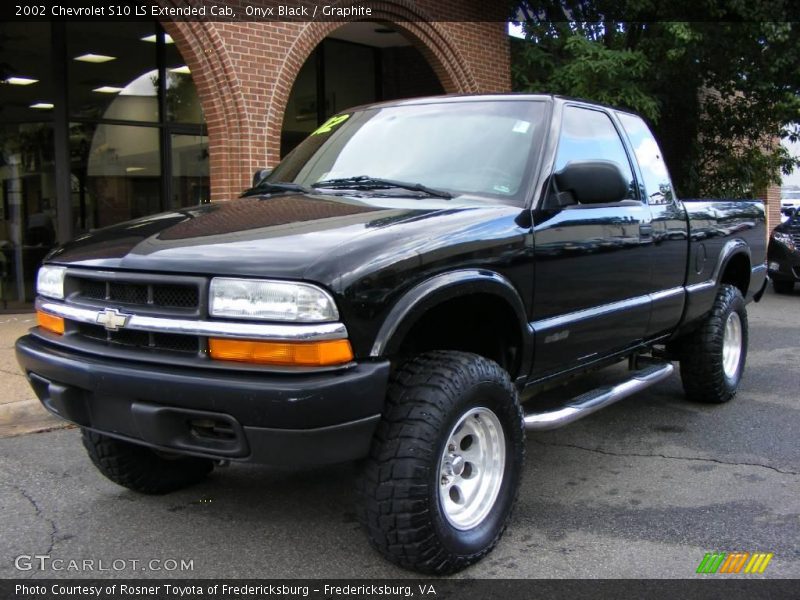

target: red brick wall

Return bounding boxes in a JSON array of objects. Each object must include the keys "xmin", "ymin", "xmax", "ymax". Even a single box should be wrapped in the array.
[
  {"xmin": 160, "ymin": 2, "xmax": 511, "ymax": 200},
  {"xmin": 762, "ymin": 183, "xmax": 782, "ymax": 234}
]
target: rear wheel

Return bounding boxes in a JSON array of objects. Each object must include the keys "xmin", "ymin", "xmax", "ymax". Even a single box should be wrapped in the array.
[
  {"xmin": 772, "ymin": 279, "xmax": 794, "ymax": 294},
  {"xmin": 678, "ymin": 284, "xmax": 748, "ymax": 404},
  {"xmin": 357, "ymin": 351, "xmax": 524, "ymax": 574},
  {"xmin": 82, "ymin": 429, "xmax": 214, "ymax": 494}
]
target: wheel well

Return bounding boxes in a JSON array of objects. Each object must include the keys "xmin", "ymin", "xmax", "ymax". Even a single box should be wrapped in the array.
[
  {"xmin": 394, "ymin": 294, "xmax": 523, "ymax": 377},
  {"xmin": 720, "ymin": 253, "xmax": 750, "ymax": 297}
]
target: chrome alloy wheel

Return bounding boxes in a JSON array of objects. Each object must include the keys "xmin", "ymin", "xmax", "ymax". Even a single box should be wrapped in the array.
[
  {"xmin": 438, "ymin": 407, "xmax": 506, "ymax": 530},
  {"xmin": 722, "ymin": 311, "xmax": 743, "ymax": 380}
]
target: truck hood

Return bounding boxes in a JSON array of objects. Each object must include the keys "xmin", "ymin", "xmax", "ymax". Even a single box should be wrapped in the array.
[{"xmin": 47, "ymin": 193, "xmax": 523, "ymax": 286}]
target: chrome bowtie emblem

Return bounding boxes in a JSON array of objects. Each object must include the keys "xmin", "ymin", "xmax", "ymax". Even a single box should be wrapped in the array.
[{"xmin": 96, "ymin": 308, "xmax": 131, "ymax": 331}]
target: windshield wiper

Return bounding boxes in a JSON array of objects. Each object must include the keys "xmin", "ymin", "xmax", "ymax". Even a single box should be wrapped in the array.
[
  {"xmin": 240, "ymin": 181, "xmax": 312, "ymax": 198},
  {"xmin": 312, "ymin": 176, "xmax": 453, "ymax": 199}
]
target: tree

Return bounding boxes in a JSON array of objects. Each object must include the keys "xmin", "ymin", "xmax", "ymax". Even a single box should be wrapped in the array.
[{"xmin": 511, "ymin": 1, "xmax": 800, "ymax": 198}]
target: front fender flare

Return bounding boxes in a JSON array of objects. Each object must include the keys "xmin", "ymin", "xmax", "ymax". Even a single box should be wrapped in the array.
[{"xmin": 369, "ymin": 269, "xmax": 532, "ymax": 377}]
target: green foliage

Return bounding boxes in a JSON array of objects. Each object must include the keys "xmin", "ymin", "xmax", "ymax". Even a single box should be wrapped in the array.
[{"xmin": 511, "ymin": 2, "xmax": 800, "ymax": 198}]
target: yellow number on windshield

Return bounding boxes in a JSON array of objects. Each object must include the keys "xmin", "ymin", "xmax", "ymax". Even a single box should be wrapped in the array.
[{"xmin": 312, "ymin": 114, "xmax": 350, "ymax": 136}]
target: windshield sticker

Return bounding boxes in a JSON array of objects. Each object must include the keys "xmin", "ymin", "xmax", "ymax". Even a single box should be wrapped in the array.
[
  {"xmin": 512, "ymin": 120, "xmax": 531, "ymax": 134},
  {"xmin": 312, "ymin": 114, "xmax": 350, "ymax": 136}
]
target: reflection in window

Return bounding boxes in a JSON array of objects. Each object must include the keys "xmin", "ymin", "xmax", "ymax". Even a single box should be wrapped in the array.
[
  {"xmin": 324, "ymin": 40, "xmax": 376, "ymax": 116},
  {"xmin": 0, "ymin": 22, "xmax": 53, "ymax": 122},
  {"xmin": 555, "ymin": 106, "xmax": 637, "ymax": 200},
  {"xmin": 281, "ymin": 56, "xmax": 319, "ymax": 157},
  {"xmin": 165, "ymin": 42, "xmax": 203, "ymax": 124},
  {"xmin": 68, "ymin": 21, "xmax": 158, "ymax": 122},
  {"xmin": 0, "ymin": 20, "xmax": 208, "ymax": 308},
  {"xmin": 171, "ymin": 133, "xmax": 209, "ymax": 207},
  {"xmin": 617, "ymin": 112, "xmax": 674, "ymax": 205},
  {"xmin": 0, "ymin": 123, "xmax": 56, "ymax": 307},
  {"xmin": 71, "ymin": 123, "xmax": 160, "ymax": 229},
  {"xmin": 276, "ymin": 101, "xmax": 545, "ymax": 201}
]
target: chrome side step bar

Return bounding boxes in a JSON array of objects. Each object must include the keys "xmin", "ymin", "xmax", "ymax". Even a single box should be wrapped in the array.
[{"xmin": 523, "ymin": 362, "xmax": 674, "ymax": 431}]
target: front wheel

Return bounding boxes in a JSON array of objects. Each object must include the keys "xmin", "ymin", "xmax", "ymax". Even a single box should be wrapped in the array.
[
  {"xmin": 357, "ymin": 351, "xmax": 525, "ymax": 575},
  {"xmin": 678, "ymin": 284, "xmax": 748, "ymax": 403},
  {"xmin": 82, "ymin": 429, "xmax": 214, "ymax": 494}
]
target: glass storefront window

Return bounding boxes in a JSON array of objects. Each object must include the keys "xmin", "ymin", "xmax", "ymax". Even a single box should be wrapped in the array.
[
  {"xmin": 0, "ymin": 123, "xmax": 57, "ymax": 308},
  {"xmin": 171, "ymin": 133, "xmax": 209, "ymax": 207},
  {"xmin": 165, "ymin": 42, "xmax": 204, "ymax": 124},
  {"xmin": 71, "ymin": 123, "xmax": 161, "ymax": 230},
  {"xmin": 67, "ymin": 21, "xmax": 159, "ymax": 122},
  {"xmin": 281, "ymin": 56, "xmax": 318, "ymax": 157},
  {"xmin": 324, "ymin": 40, "xmax": 376, "ymax": 116},
  {"xmin": 1, "ymin": 22, "xmax": 208, "ymax": 309},
  {"xmin": 0, "ymin": 23, "xmax": 53, "ymax": 123}
]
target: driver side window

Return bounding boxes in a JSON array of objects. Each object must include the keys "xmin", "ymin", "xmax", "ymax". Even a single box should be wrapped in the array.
[{"xmin": 553, "ymin": 106, "xmax": 638, "ymax": 203}]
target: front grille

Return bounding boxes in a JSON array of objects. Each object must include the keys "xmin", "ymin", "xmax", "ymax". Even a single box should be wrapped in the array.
[
  {"xmin": 792, "ymin": 233, "xmax": 800, "ymax": 246},
  {"xmin": 76, "ymin": 323, "xmax": 201, "ymax": 355},
  {"xmin": 74, "ymin": 278, "xmax": 199, "ymax": 310},
  {"xmin": 63, "ymin": 270, "xmax": 207, "ymax": 357}
]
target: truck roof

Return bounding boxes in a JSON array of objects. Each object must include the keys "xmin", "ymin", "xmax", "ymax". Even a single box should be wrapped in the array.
[{"xmin": 342, "ymin": 93, "xmax": 639, "ymax": 117}]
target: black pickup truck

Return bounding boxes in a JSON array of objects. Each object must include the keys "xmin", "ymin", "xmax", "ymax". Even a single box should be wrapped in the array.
[{"xmin": 17, "ymin": 95, "xmax": 767, "ymax": 574}]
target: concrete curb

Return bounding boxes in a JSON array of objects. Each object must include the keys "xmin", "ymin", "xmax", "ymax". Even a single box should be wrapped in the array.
[
  {"xmin": 0, "ymin": 313, "xmax": 71, "ymax": 437},
  {"xmin": 0, "ymin": 398, "xmax": 70, "ymax": 438}
]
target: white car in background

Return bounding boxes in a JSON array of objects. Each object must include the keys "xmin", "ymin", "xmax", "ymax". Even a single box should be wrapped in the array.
[{"xmin": 781, "ymin": 190, "xmax": 800, "ymax": 222}]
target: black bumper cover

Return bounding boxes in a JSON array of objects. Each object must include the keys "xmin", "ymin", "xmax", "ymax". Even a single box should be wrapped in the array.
[{"xmin": 16, "ymin": 334, "xmax": 390, "ymax": 466}]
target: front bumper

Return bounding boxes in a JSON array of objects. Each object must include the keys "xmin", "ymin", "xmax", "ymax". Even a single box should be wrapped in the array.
[
  {"xmin": 767, "ymin": 243, "xmax": 800, "ymax": 282},
  {"xmin": 16, "ymin": 334, "xmax": 390, "ymax": 466}
]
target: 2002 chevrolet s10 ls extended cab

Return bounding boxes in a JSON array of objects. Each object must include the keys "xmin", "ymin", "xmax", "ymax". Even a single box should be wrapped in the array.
[{"xmin": 17, "ymin": 95, "xmax": 767, "ymax": 573}]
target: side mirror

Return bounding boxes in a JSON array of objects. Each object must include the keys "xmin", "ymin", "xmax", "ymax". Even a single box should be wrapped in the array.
[
  {"xmin": 252, "ymin": 168, "xmax": 273, "ymax": 188},
  {"xmin": 554, "ymin": 160, "xmax": 629, "ymax": 205}
]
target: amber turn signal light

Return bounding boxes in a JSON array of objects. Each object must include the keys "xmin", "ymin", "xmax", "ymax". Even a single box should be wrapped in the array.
[
  {"xmin": 209, "ymin": 338, "xmax": 354, "ymax": 367},
  {"xmin": 36, "ymin": 310, "xmax": 65, "ymax": 335}
]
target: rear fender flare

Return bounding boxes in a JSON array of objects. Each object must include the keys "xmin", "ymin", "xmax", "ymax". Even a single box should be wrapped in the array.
[{"xmin": 711, "ymin": 239, "xmax": 751, "ymax": 284}]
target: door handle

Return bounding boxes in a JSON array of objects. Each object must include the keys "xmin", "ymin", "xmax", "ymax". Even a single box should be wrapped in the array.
[{"xmin": 639, "ymin": 224, "xmax": 653, "ymax": 238}]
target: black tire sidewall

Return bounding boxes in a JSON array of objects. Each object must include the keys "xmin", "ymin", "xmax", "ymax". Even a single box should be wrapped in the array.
[
  {"xmin": 428, "ymin": 378, "xmax": 523, "ymax": 556},
  {"xmin": 719, "ymin": 292, "xmax": 748, "ymax": 393}
]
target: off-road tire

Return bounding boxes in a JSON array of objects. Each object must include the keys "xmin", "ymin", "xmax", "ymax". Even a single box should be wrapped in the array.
[
  {"xmin": 678, "ymin": 284, "xmax": 748, "ymax": 404},
  {"xmin": 357, "ymin": 351, "xmax": 525, "ymax": 575},
  {"xmin": 82, "ymin": 429, "xmax": 214, "ymax": 494},
  {"xmin": 772, "ymin": 279, "xmax": 794, "ymax": 294}
]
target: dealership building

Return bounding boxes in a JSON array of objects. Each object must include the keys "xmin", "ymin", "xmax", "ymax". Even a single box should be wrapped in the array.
[
  {"xmin": 0, "ymin": 2, "xmax": 780, "ymax": 311},
  {"xmin": 0, "ymin": 2, "xmax": 507, "ymax": 309}
]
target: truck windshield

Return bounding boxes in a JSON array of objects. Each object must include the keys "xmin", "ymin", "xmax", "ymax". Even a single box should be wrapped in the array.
[{"xmin": 268, "ymin": 100, "xmax": 547, "ymax": 204}]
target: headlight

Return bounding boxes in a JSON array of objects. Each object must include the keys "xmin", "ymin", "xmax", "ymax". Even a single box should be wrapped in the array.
[
  {"xmin": 773, "ymin": 231, "xmax": 794, "ymax": 247},
  {"xmin": 36, "ymin": 265, "xmax": 66, "ymax": 300},
  {"xmin": 209, "ymin": 278, "xmax": 339, "ymax": 322}
]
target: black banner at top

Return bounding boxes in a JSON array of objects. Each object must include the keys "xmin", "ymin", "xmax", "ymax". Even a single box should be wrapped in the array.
[
  {"xmin": 2, "ymin": 0, "xmax": 800, "ymax": 22},
  {"xmin": 5, "ymin": 0, "xmax": 512, "ymax": 23}
]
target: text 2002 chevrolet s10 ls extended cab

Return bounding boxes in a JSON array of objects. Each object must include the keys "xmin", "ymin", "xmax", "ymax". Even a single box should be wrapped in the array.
[{"xmin": 18, "ymin": 95, "xmax": 767, "ymax": 573}]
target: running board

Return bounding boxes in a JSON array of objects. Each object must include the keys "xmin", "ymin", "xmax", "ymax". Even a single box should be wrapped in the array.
[{"xmin": 523, "ymin": 362, "xmax": 674, "ymax": 431}]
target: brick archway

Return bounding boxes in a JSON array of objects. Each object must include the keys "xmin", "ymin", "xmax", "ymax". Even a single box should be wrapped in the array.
[
  {"xmin": 265, "ymin": 13, "xmax": 480, "ymax": 166},
  {"xmin": 158, "ymin": 2, "xmax": 507, "ymax": 201}
]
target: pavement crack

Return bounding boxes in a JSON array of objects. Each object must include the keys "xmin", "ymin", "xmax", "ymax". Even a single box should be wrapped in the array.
[
  {"xmin": 12, "ymin": 483, "xmax": 59, "ymax": 554},
  {"xmin": 531, "ymin": 439, "xmax": 800, "ymax": 476}
]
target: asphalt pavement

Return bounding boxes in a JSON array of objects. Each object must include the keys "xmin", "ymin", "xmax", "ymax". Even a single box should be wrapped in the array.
[{"xmin": 1, "ymin": 287, "xmax": 798, "ymax": 579}]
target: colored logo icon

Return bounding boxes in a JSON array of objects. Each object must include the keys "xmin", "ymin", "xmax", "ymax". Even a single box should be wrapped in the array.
[{"xmin": 696, "ymin": 552, "xmax": 773, "ymax": 574}]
